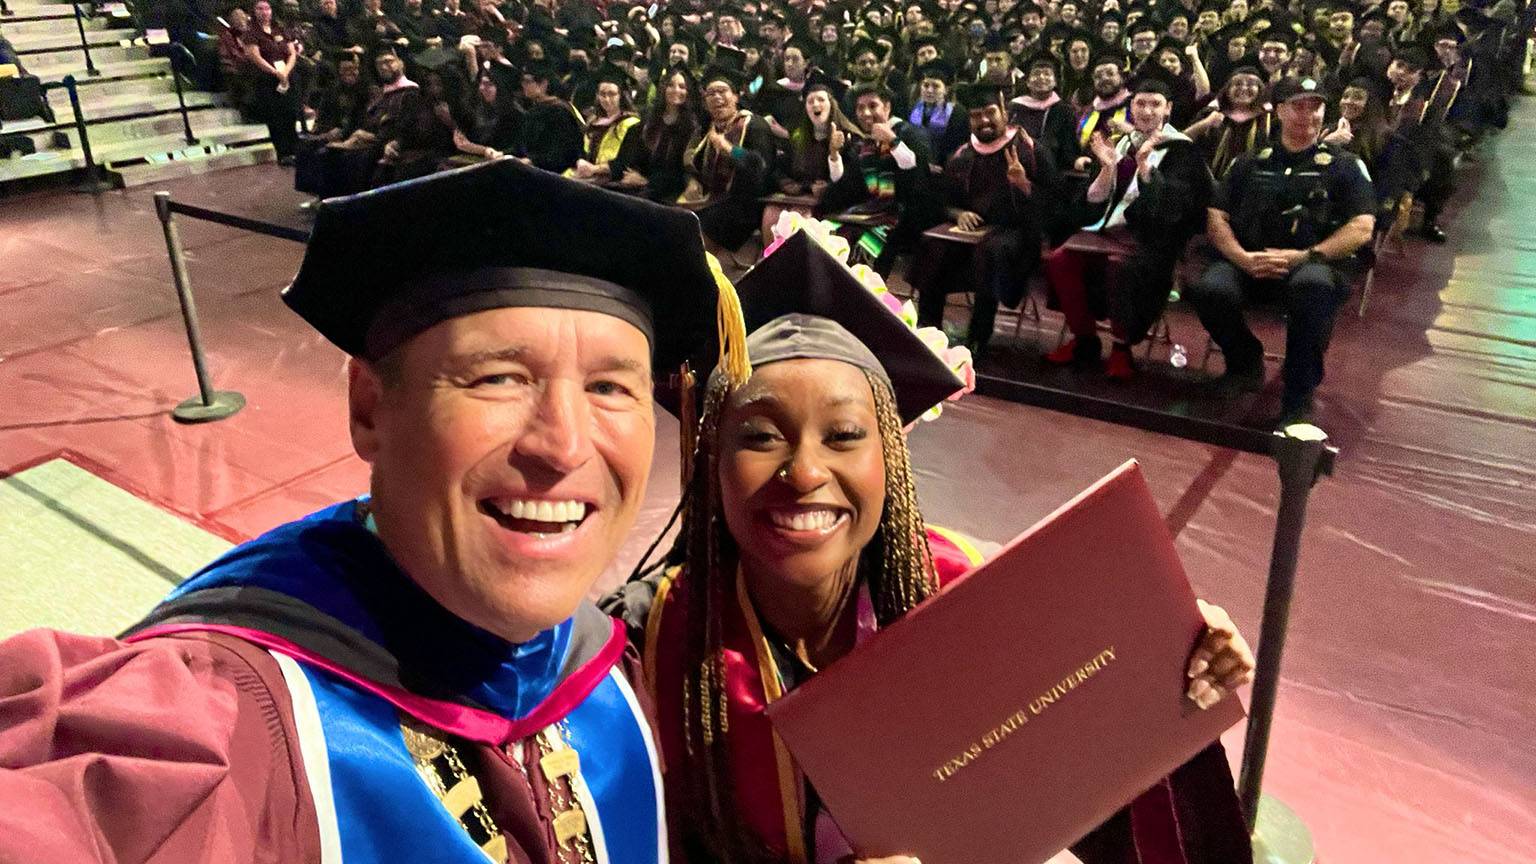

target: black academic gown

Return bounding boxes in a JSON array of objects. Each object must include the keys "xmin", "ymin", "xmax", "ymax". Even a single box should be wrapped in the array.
[
  {"xmin": 692, "ymin": 111, "xmax": 777, "ymax": 249},
  {"xmin": 820, "ymin": 118, "xmax": 945, "ymax": 271},
  {"xmin": 1072, "ymin": 135, "xmax": 1214, "ymax": 343}
]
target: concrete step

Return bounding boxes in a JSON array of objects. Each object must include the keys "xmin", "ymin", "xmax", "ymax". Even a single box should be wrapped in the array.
[
  {"xmin": 1, "ymin": 3, "xmax": 88, "ymax": 15},
  {"xmin": 35, "ymin": 104, "xmax": 244, "ymax": 151},
  {"xmin": 9, "ymin": 26, "xmax": 136, "ymax": 53},
  {"xmin": 0, "ymin": 149, "xmax": 79, "ymax": 184},
  {"xmin": 17, "ymin": 43, "xmax": 141, "ymax": 69},
  {"xmin": 43, "ymin": 69, "xmax": 174, "ymax": 102},
  {"xmin": 0, "ymin": 120, "xmax": 273, "ymax": 185},
  {"xmin": 0, "ymin": 13, "xmax": 113, "ymax": 39},
  {"xmin": 48, "ymin": 85, "xmax": 216, "ymax": 119},
  {"xmin": 30, "ymin": 55, "xmax": 169, "ymax": 83},
  {"xmin": 96, "ymin": 122, "xmax": 271, "ymax": 164},
  {"xmin": 114, "ymin": 140, "xmax": 277, "ymax": 187}
]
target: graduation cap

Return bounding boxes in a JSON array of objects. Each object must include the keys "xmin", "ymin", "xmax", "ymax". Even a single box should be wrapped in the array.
[
  {"xmin": 1022, "ymin": 49, "xmax": 1061, "ymax": 75},
  {"xmin": 1127, "ymin": 18, "xmax": 1160, "ymax": 38},
  {"xmin": 412, "ymin": 44, "xmax": 463, "ymax": 72},
  {"xmin": 804, "ymin": 67, "xmax": 850, "ymax": 102},
  {"xmin": 1128, "ymin": 61, "xmax": 1178, "ymax": 98},
  {"xmin": 1039, "ymin": 21, "xmax": 1073, "ymax": 46},
  {"xmin": 730, "ymin": 232, "xmax": 964, "ymax": 423},
  {"xmin": 1219, "ymin": 56, "xmax": 1266, "ymax": 87},
  {"xmin": 283, "ymin": 159, "xmax": 748, "ymax": 387},
  {"xmin": 782, "ymin": 35, "xmax": 817, "ymax": 58},
  {"xmin": 1256, "ymin": 25, "xmax": 1295, "ymax": 48},
  {"xmin": 702, "ymin": 44, "xmax": 749, "ymax": 88},
  {"xmin": 910, "ymin": 33, "xmax": 942, "ymax": 50},
  {"xmin": 1431, "ymin": 23, "xmax": 1466, "ymax": 44},
  {"xmin": 1391, "ymin": 44, "xmax": 1430, "ymax": 70},
  {"xmin": 592, "ymin": 62, "xmax": 635, "ymax": 94},
  {"xmin": 1211, "ymin": 21, "xmax": 1251, "ymax": 49},
  {"xmin": 848, "ymin": 36, "xmax": 889, "ymax": 61},
  {"xmin": 955, "ymin": 79, "xmax": 1008, "ymax": 110},
  {"xmin": 1090, "ymin": 49, "xmax": 1129, "ymax": 72},
  {"xmin": 914, "ymin": 58, "xmax": 956, "ymax": 84}
]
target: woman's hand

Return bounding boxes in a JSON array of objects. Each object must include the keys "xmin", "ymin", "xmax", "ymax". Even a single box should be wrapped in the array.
[
  {"xmin": 829, "ymin": 126, "xmax": 846, "ymax": 152},
  {"xmin": 1186, "ymin": 599, "xmax": 1255, "ymax": 709}
]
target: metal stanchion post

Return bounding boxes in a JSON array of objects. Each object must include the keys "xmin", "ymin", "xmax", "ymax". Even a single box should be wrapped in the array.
[
  {"xmin": 1239, "ymin": 424, "xmax": 1336, "ymax": 864},
  {"xmin": 153, "ymin": 191, "xmax": 246, "ymax": 423}
]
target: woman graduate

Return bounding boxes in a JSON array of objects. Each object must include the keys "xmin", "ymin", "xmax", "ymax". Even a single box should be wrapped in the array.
[
  {"xmin": 569, "ymin": 66, "xmax": 642, "ymax": 182},
  {"xmin": 606, "ymin": 228, "xmax": 1259, "ymax": 864}
]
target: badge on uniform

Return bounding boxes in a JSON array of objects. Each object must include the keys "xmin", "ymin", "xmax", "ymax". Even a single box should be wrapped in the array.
[{"xmin": 1314, "ymin": 152, "xmax": 1333, "ymax": 166}]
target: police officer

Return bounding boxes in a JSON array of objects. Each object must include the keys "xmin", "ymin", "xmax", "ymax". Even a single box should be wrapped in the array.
[{"xmin": 1186, "ymin": 77, "xmax": 1377, "ymax": 426}]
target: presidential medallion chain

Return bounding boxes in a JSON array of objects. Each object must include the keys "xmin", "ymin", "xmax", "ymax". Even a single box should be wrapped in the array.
[
  {"xmin": 524, "ymin": 721, "xmax": 597, "ymax": 864},
  {"xmin": 400, "ymin": 719, "xmax": 510, "ymax": 864}
]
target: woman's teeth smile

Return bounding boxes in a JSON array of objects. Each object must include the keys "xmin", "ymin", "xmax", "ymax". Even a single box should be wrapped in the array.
[{"xmin": 767, "ymin": 507, "xmax": 848, "ymax": 533}]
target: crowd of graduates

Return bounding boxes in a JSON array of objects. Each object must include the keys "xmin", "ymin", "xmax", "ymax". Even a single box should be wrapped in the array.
[{"xmin": 207, "ymin": 0, "xmax": 1532, "ymax": 423}]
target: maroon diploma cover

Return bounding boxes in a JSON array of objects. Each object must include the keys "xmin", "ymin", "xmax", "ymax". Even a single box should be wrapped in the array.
[{"xmin": 765, "ymin": 460, "xmax": 1245, "ymax": 864}]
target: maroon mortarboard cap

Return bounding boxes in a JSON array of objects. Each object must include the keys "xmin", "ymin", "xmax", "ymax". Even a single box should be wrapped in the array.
[{"xmin": 728, "ymin": 231, "xmax": 964, "ymax": 423}]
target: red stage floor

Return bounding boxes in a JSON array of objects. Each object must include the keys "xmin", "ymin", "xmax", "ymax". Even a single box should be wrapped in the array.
[{"xmin": 2, "ymin": 102, "xmax": 1533, "ymax": 862}]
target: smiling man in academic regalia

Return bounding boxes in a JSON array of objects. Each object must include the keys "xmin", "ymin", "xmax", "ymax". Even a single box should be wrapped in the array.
[{"xmin": 0, "ymin": 159, "xmax": 749, "ymax": 864}]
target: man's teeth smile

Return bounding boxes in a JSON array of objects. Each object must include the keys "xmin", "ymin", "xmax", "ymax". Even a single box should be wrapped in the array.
[
  {"xmin": 768, "ymin": 508, "xmax": 847, "ymax": 532},
  {"xmin": 481, "ymin": 498, "xmax": 589, "ymax": 534}
]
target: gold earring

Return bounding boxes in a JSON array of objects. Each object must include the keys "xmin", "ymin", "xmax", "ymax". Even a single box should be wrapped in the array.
[{"xmin": 776, "ymin": 466, "xmax": 791, "ymax": 480}]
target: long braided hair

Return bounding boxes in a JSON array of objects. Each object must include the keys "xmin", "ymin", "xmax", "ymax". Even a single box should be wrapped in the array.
[{"xmin": 668, "ymin": 364, "xmax": 939, "ymax": 863}]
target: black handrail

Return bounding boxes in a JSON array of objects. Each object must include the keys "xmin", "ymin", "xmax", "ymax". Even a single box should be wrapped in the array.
[
  {"xmin": 169, "ymin": 42, "xmax": 197, "ymax": 145},
  {"xmin": 70, "ymin": 0, "xmax": 101, "ymax": 76}
]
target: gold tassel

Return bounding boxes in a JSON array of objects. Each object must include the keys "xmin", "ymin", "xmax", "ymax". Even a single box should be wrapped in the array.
[
  {"xmin": 706, "ymin": 252, "xmax": 752, "ymax": 388},
  {"xmin": 678, "ymin": 363, "xmax": 698, "ymax": 493}
]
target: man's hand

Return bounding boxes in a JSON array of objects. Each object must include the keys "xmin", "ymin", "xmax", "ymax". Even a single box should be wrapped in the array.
[
  {"xmin": 1072, "ymin": 155, "xmax": 1094, "ymax": 172},
  {"xmin": 1234, "ymin": 247, "xmax": 1284, "ymax": 276},
  {"xmin": 955, "ymin": 210, "xmax": 984, "ymax": 231},
  {"xmin": 1322, "ymin": 117, "xmax": 1353, "ymax": 146},
  {"xmin": 381, "ymin": 139, "xmax": 401, "ymax": 161},
  {"xmin": 1186, "ymin": 599, "xmax": 1256, "ymax": 710},
  {"xmin": 1261, "ymin": 247, "xmax": 1310, "ymax": 273},
  {"xmin": 708, "ymin": 127, "xmax": 734, "ymax": 155},
  {"xmin": 573, "ymin": 158, "xmax": 597, "ymax": 179},
  {"xmin": 1134, "ymin": 130, "xmax": 1165, "ymax": 181},
  {"xmin": 619, "ymin": 167, "xmax": 647, "ymax": 187},
  {"xmin": 869, "ymin": 121, "xmax": 898, "ymax": 145},
  {"xmin": 1089, "ymin": 130, "xmax": 1118, "ymax": 169},
  {"xmin": 1005, "ymin": 144, "xmax": 1032, "ymax": 194}
]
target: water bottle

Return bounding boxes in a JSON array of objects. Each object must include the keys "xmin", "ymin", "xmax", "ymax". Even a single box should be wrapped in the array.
[{"xmin": 1169, "ymin": 343, "xmax": 1188, "ymax": 369}]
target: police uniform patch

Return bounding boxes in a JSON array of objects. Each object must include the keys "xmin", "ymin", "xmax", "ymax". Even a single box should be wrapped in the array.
[{"xmin": 1314, "ymin": 151, "xmax": 1333, "ymax": 166}]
